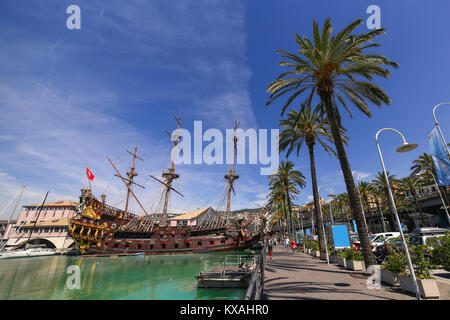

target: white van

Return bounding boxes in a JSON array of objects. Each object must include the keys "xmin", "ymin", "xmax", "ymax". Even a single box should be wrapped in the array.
[{"xmin": 369, "ymin": 232, "xmax": 401, "ymax": 250}]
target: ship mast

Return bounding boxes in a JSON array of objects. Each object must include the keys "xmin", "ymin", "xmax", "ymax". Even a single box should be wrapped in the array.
[
  {"xmin": 149, "ymin": 115, "xmax": 184, "ymax": 226},
  {"xmin": 225, "ymin": 121, "xmax": 239, "ymax": 227},
  {"xmin": 107, "ymin": 144, "xmax": 148, "ymax": 216},
  {"xmin": 161, "ymin": 116, "xmax": 182, "ymax": 226}
]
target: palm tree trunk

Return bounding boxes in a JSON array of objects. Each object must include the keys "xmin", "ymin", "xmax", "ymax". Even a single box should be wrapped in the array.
[
  {"xmin": 321, "ymin": 94, "xmax": 375, "ymax": 266},
  {"xmin": 376, "ymin": 199, "xmax": 387, "ymax": 233},
  {"xmin": 412, "ymin": 194, "xmax": 426, "ymax": 226},
  {"xmin": 383, "ymin": 189, "xmax": 396, "ymax": 231},
  {"xmin": 307, "ymin": 143, "xmax": 326, "ymax": 253},
  {"xmin": 281, "ymin": 195, "xmax": 289, "ymax": 237}
]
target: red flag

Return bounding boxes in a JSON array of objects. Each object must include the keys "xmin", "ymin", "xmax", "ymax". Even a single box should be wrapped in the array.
[{"xmin": 86, "ymin": 167, "xmax": 95, "ymax": 181}]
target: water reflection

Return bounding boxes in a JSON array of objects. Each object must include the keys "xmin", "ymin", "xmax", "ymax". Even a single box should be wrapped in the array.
[{"xmin": 0, "ymin": 251, "xmax": 255, "ymax": 300}]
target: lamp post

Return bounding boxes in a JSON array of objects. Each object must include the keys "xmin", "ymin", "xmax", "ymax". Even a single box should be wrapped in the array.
[
  {"xmin": 319, "ymin": 185, "xmax": 336, "ymax": 263},
  {"xmin": 318, "ymin": 185, "xmax": 335, "ymax": 224},
  {"xmin": 432, "ymin": 103, "xmax": 450, "ymax": 159},
  {"xmin": 317, "ymin": 198, "xmax": 330, "ymax": 264},
  {"xmin": 375, "ymin": 128, "xmax": 421, "ymax": 300},
  {"xmin": 297, "ymin": 207, "xmax": 306, "ymax": 254},
  {"xmin": 417, "ymin": 170, "xmax": 450, "ymax": 225},
  {"xmin": 355, "ymin": 186, "xmax": 369, "ymax": 232}
]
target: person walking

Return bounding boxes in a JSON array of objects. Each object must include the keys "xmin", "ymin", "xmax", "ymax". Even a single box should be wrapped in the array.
[
  {"xmin": 291, "ymin": 239, "xmax": 296, "ymax": 253},
  {"xmin": 268, "ymin": 237, "xmax": 274, "ymax": 259},
  {"xmin": 284, "ymin": 236, "xmax": 289, "ymax": 252}
]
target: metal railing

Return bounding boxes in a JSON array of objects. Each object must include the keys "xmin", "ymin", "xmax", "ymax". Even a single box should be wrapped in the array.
[
  {"xmin": 201, "ymin": 254, "xmax": 258, "ymax": 272},
  {"xmin": 244, "ymin": 242, "xmax": 266, "ymax": 300}
]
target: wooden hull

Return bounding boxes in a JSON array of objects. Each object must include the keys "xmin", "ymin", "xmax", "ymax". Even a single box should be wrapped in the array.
[{"xmin": 81, "ymin": 234, "xmax": 260, "ymax": 255}]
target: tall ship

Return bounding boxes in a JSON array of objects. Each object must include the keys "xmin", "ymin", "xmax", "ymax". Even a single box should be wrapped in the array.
[{"xmin": 68, "ymin": 119, "xmax": 263, "ymax": 255}]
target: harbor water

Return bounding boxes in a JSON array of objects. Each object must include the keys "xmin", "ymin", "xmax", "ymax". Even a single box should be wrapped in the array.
[{"xmin": 0, "ymin": 250, "xmax": 257, "ymax": 300}]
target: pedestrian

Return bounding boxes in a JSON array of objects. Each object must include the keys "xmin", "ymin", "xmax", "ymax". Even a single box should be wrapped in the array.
[
  {"xmin": 273, "ymin": 237, "xmax": 277, "ymax": 246},
  {"xmin": 268, "ymin": 237, "xmax": 273, "ymax": 259},
  {"xmin": 284, "ymin": 236, "xmax": 289, "ymax": 252},
  {"xmin": 291, "ymin": 239, "xmax": 296, "ymax": 253}
]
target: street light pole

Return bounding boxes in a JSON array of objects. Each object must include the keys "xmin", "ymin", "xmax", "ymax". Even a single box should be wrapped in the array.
[
  {"xmin": 318, "ymin": 185, "xmax": 335, "ymax": 224},
  {"xmin": 375, "ymin": 128, "xmax": 421, "ymax": 300},
  {"xmin": 317, "ymin": 198, "xmax": 329, "ymax": 264},
  {"xmin": 418, "ymin": 170, "xmax": 450, "ymax": 225},
  {"xmin": 297, "ymin": 208, "xmax": 306, "ymax": 254},
  {"xmin": 356, "ymin": 187, "xmax": 369, "ymax": 232},
  {"xmin": 432, "ymin": 103, "xmax": 450, "ymax": 159}
]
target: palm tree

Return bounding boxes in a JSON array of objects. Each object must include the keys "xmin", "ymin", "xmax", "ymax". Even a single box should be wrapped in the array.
[
  {"xmin": 279, "ymin": 104, "xmax": 346, "ymax": 253},
  {"xmin": 269, "ymin": 161, "xmax": 306, "ymax": 240},
  {"xmin": 368, "ymin": 186, "xmax": 387, "ymax": 232},
  {"xmin": 411, "ymin": 152, "xmax": 450, "ymax": 207},
  {"xmin": 372, "ymin": 171, "xmax": 398, "ymax": 231},
  {"xmin": 358, "ymin": 181, "xmax": 374, "ymax": 232},
  {"xmin": 266, "ymin": 18, "xmax": 398, "ymax": 267},
  {"xmin": 267, "ymin": 186, "xmax": 289, "ymax": 235},
  {"xmin": 399, "ymin": 176, "xmax": 427, "ymax": 226}
]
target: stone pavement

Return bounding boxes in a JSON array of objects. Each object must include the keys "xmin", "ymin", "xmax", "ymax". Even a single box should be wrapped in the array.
[{"xmin": 263, "ymin": 246, "xmax": 448, "ymax": 300}]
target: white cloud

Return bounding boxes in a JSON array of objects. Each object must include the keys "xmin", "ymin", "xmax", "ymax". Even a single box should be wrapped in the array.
[{"xmin": 0, "ymin": 0, "xmax": 263, "ymax": 215}]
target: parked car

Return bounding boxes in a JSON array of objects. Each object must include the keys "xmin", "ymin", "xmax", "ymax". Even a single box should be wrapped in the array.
[
  {"xmin": 408, "ymin": 227, "xmax": 448, "ymax": 245},
  {"xmin": 353, "ymin": 232, "xmax": 400, "ymax": 252}
]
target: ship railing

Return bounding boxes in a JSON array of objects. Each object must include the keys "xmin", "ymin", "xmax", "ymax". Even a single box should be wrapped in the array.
[{"xmin": 244, "ymin": 241, "xmax": 266, "ymax": 300}]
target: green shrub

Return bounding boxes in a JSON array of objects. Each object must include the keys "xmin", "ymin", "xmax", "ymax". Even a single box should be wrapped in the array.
[
  {"xmin": 428, "ymin": 232, "xmax": 450, "ymax": 271},
  {"xmin": 336, "ymin": 250, "xmax": 347, "ymax": 259},
  {"xmin": 345, "ymin": 248, "xmax": 363, "ymax": 261},
  {"xmin": 382, "ymin": 248, "xmax": 407, "ymax": 275},
  {"xmin": 410, "ymin": 244, "xmax": 433, "ymax": 279}
]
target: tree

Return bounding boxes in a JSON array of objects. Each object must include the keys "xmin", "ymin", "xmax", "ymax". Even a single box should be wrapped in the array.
[
  {"xmin": 266, "ymin": 18, "xmax": 398, "ymax": 267},
  {"xmin": 368, "ymin": 186, "xmax": 388, "ymax": 232},
  {"xmin": 279, "ymin": 104, "xmax": 346, "ymax": 253},
  {"xmin": 411, "ymin": 152, "xmax": 450, "ymax": 207},
  {"xmin": 372, "ymin": 171, "xmax": 398, "ymax": 231},
  {"xmin": 399, "ymin": 176, "xmax": 427, "ymax": 226},
  {"xmin": 269, "ymin": 161, "xmax": 306, "ymax": 240}
]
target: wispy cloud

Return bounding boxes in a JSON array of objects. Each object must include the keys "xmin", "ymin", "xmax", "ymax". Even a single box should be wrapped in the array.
[{"xmin": 0, "ymin": 0, "xmax": 265, "ymax": 215}]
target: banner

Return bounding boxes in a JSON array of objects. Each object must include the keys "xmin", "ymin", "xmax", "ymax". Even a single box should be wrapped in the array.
[
  {"xmin": 428, "ymin": 126, "xmax": 450, "ymax": 186},
  {"xmin": 295, "ymin": 231, "xmax": 304, "ymax": 244},
  {"xmin": 331, "ymin": 224, "xmax": 351, "ymax": 249}
]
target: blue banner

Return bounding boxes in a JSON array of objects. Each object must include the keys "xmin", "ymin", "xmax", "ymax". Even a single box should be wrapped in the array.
[
  {"xmin": 428, "ymin": 126, "xmax": 450, "ymax": 186},
  {"xmin": 352, "ymin": 220, "xmax": 358, "ymax": 232},
  {"xmin": 295, "ymin": 231, "xmax": 304, "ymax": 244},
  {"xmin": 331, "ymin": 224, "xmax": 351, "ymax": 249},
  {"xmin": 305, "ymin": 228, "xmax": 310, "ymax": 236}
]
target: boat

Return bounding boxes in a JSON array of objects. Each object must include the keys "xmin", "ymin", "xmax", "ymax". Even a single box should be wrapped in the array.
[
  {"xmin": 0, "ymin": 247, "xmax": 56, "ymax": 260},
  {"xmin": 68, "ymin": 119, "xmax": 263, "ymax": 255},
  {"xmin": 195, "ymin": 255, "xmax": 257, "ymax": 288}
]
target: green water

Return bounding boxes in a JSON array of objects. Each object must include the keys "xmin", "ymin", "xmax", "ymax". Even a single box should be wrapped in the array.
[{"xmin": 0, "ymin": 251, "xmax": 256, "ymax": 300}]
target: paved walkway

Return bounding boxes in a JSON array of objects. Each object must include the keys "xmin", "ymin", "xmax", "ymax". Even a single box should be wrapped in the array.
[{"xmin": 263, "ymin": 246, "xmax": 449, "ymax": 300}]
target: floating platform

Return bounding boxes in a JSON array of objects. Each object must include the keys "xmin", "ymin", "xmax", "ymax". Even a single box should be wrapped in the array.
[{"xmin": 195, "ymin": 265, "xmax": 254, "ymax": 288}]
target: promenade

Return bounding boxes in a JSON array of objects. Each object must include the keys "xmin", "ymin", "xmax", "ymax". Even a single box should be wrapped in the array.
[{"xmin": 263, "ymin": 246, "xmax": 450, "ymax": 300}]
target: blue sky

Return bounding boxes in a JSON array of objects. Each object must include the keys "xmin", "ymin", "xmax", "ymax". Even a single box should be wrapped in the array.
[{"xmin": 0, "ymin": 0, "xmax": 449, "ymax": 218}]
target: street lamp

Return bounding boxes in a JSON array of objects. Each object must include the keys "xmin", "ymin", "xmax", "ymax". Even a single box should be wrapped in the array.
[
  {"xmin": 297, "ymin": 207, "xmax": 306, "ymax": 254},
  {"xmin": 318, "ymin": 185, "xmax": 335, "ymax": 224},
  {"xmin": 432, "ymin": 103, "xmax": 450, "ymax": 159},
  {"xmin": 316, "ymin": 197, "xmax": 330, "ymax": 264},
  {"xmin": 375, "ymin": 128, "xmax": 421, "ymax": 300},
  {"xmin": 417, "ymin": 170, "xmax": 450, "ymax": 225},
  {"xmin": 356, "ymin": 186, "xmax": 369, "ymax": 232}
]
